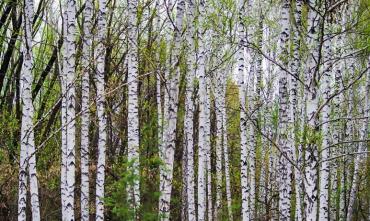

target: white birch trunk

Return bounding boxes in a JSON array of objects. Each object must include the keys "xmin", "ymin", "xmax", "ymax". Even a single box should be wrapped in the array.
[
  {"xmin": 61, "ymin": 1, "xmax": 77, "ymax": 219},
  {"xmin": 248, "ymin": 61, "xmax": 256, "ymax": 221},
  {"xmin": 215, "ymin": 70, "xmax": 224, "ymax": 220},
  {"xmin": 18, "ymin": 0, "xmax": 41, "ymax": 219},
  {"xmin": 95, "ymin": 0, "xmax": 108, "ymax": 219},
  {"xmin": 184, "ymin": 0, "xmax": 196, "ymax": 220},
  {"xmin": 206, "ymin": 77, "xmax": 213, "ymax": 221},
  {"xmin": 197, "ymin": 1, "xmax": 207, "ymax": 219},
  {"xmin": 127, "ymin": 0, "xmax": 141, "ymax": 213},
  {"xmin": 277, "ymin": 1, "xmax": 293, "ymax": 220},
  {"xmin": 237, "ymin": 0, "xmax": 249, "ymax": 219},
  {"xmin": 304, "ymin": 1, "xmax": 321, "ymax": 220},
  {"xmin": 291, "ymin": 1, "xmax": 303, "ymax": 220},
  {"xmin": 246, "ymin": 1, "xmax": 257, "ymax": 218},
  {"xmin": 80, "ymin": 0, "xmax": 93, "ymax": 220},
  {"xmin": 318, "ymin": 28, "xmax": 332, "ymax": 220},
  {"xmin": 158, "ymin": 0, "xmax": 184, "ymax": 219}
]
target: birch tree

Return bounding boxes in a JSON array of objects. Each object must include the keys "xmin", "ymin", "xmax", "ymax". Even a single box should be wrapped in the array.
[
  {"xmin": 184, "ymin": 0, "xmax": 196, "ymax": 220},
  {"xmin": 237, "ymin": 0, "xmax": 249, "ymax": 219},
  {"xmin": 277, "ymin": 0, "xmax": 293, "ymax": 219},
  {"xmin": 304, "ymin": 1, "xmax": 321, "ymax": 219},
  {"xmin": 61, "ymin": 0, "xmax": 77, "ymax": 219},
  {"xmin": 158, "ymin": 0, "xmax": 185, "ymax": 219},
  {"xmin": 291, "ymin": 1, "xmax": 303, "ymax": 219},
  {"xmin": 95, "ymin": 0, "xmax": 108, "ymax": 219},
  {"xmin": 215, "ymin": 69, "xmax": 224, "ymax": 220},
  {"xmin": 18, "ymin": 0, "xmax": 40, "ymax": 220},
  {"xmin": 80, "ymin": 0, "xmax": 93, "ymax": 220},
  {"xmin": 197, "ymin": 0, "xmax": 208, "ymax": 219},
  {"xmin": 318, "ymin": 14, "xmax": 333, "ymax": 220},
  {"xmin": 127, "ymin": 0, "xmax": 141, "ymax": 213}
]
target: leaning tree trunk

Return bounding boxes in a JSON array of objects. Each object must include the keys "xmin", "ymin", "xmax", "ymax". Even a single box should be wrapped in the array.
[
  {"xmin": 80, "ymin": 0, "xmax": 93, "ymax": 220},
  {"xmin": 127, "ymin": 0, "xmax": 141, "ymax": 214},
  {"xmin": 95, "ymin": 0, "xmax": 108, "ymax": 220},
  {"xmin": 18, "ymin": 0, "xmax": 41, "ymax": 220},
  {"xmin": 158, "ymin": 0, "xmax": 184, "ymax": 219}
]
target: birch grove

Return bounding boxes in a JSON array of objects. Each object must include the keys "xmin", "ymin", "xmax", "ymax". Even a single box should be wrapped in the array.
[{"xmin": 0, "ymin": 0, "xmax": 369, "ymax": 220}]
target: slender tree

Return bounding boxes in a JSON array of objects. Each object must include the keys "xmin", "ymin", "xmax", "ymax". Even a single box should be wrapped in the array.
[
  {"xmin": 318, "ymin": 14, "xmax": 333, "ymax": 220},
  {"xmin": 277, "ymin": 0, "xmax": 293, "ymax": 220},
  {"xmin": 61, "ymin": 0, "xmax": 77, "ymax": 219},
  {"xmin": 184, "ymin": 0, "xmax": 196, "ymax": 220},
  {"xmin": 237, "ymin": 0, "xmax": 250, "ymax": 219},
  {"xmin": 127, "ymin": 0, "xmax": 141, "ymax": 213},
  {"xmin": 80, "ymin": 0, "xmax": 93, "ymax": 220},
  {"xmin": 197, "ymin": 0, "xmax": 208, "ymax": 220},
  {"xmin": 95, "ymin": 0, "xmax": 108, "ymax": 219},
  {"xmin": 215, "ymin": 69, "xmax": 224, "ymax": 220},
  {"xmin": 158, "ymin": 0, "xmax": 185, "ymax": 219},
  {"xmin": 290, "ymin": 1, "xmax": 303, "ymax": 219},
  {"xmin": 18, "ymin": 0, "xmax": 41, "ymax": 220}
]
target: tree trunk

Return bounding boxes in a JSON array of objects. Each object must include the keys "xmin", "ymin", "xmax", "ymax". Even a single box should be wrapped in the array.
[
  {"xmin": 184, "ymin": 0, "xmax": 196, "ymax": 220},
  {"xmin": 277, "ymin": 1, "xmax": 293, "ymax": 220},
  {"xmin": 61, "ymin": 0, "xmax": 77, "ymax": 219},
  {"xmin": 158, "ymin": 0, "xmax": 184, "ymax": 219},
  {"xmin": 80, "ymin": 0, "xmax": 93, "ymax": 220},
  {"xmin": 95, "ymin": 0, "xmax": 108, "ymax": 219},
  {"xmin": 127, "ymin": 0, "xmax": 141, "ymax": 214},
  {"xmin": 304, "ymin": 1, "xmax": 321, "ymax": 220},
  {"xmin": 197, "ymin": 1, "xmax": 207, "ymax": 220},
  {"xmin": 18, "ymin": 0, "xmax": 41, "ymax": 220},
  {"xmin": 318, "ymin": 25, "xmax": 332, "ymax": 220}
]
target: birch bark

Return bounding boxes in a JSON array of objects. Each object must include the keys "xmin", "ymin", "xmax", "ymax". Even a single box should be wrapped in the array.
[
  {"xmin": 127, "ymin": 0, "xmax": 141, "ymax": 213},
  {"xmin": 277, "ymin": 1, "xmax": 293, "ymax": 220},
  {"xmin": 197, "ymin": 1, "xmax": 207, "ymax": 219},
  {"xmin": 18, "ymin": 0, "xmax": 41, "ymax": 219},
  {"xmin": 80, "ymin": 0, "xmax": 93, "ymax": 220},
  {"xmin": 158, "ymin": 0, "xmax": 184, "ymax": 219},
  {"xmin": 61, "ymin": 1, "xmax": 77, "ymax": 219},
  {"xmin": 206, "ymin": 77, "xmax": 213, "ymax": 221},
  {"xmin": 237, "ymin": 1, "xmax": 249, "ymax": 219},
  {"xmin": 291, "ymin": 1, "xmax": 303, "ymax": 220},
  {"xmin": 95, "ymin": 0, "xmax": 108, "ymax": 219},
  {"xmin": 215, "ymin": 70, "xmax": 224, "ymax": 220},
  {"xmin": 184, "ymin": 0, "xmax": 196, "ymax": 220},
  {"xmin": 246, "ymin": 1, "xmax": 256, "ymax": 218},
  {"xmin": 318, "ymin": 25, "xmax": 332, "ymax": 220}
]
